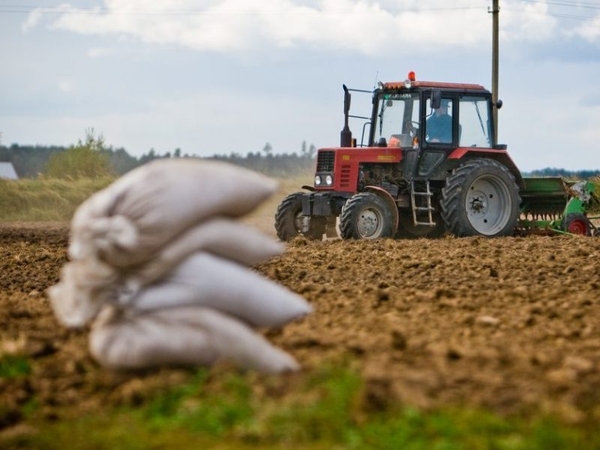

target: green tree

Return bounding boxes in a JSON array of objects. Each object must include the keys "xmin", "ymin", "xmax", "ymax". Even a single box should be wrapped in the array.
[
  {"xmin": 262, "ymin": 142, "xmax": 273, "ymax": 156},
  {"xmin": 138, "ymin": 148, "xmax": 158, "ymax": 165},
  {"xmin": 45, "ymin": 129, "xmax": 112, "ymax": 179}
]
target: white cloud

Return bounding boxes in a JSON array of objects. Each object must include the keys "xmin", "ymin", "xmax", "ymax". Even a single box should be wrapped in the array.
[
  {"xmin": 566, "ymin": 12, "xmax": 600, "ymax": 44},
  {"xmin": 22, "ymin": 9, "xmax": 42, "ymax": 32},
  {"xmin": 502, "ymin": 0, "xmax": 558, "ymax": 43},
  {"xmin": 87, "ymin": 47, "xmax": 119, "ymax": 58},
  {"xmin": 58, "ymin": 79, "xmax": 74, "ymax": 93},
  {"xmin": 22, "ymin": 0, "xmax": 565, "ymax": 58}
]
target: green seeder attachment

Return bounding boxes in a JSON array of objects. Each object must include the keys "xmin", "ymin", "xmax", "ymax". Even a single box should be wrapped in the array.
[{"xmin": 518, "ymin": 177, "xmax": 600, "ymax": 236}]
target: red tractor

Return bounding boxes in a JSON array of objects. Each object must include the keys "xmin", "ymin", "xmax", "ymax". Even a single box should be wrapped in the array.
[{"xmin": 275, "ymin": 71, "xmax": 524, "ymax": 240}]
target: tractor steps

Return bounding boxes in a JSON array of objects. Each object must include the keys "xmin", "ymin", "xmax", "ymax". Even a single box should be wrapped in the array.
[{"xmin": 410, "ymin": 181, "xmax": 436, "ymax": 226}]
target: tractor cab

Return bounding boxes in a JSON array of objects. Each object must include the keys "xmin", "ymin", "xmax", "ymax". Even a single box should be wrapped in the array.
[
  {"xmin": 369, "ymin": 77, "xmax": 496, "ymax": 150},
  {"xmin": 365, "ymin": 73, "xmax": 501, "ymax": 182}
]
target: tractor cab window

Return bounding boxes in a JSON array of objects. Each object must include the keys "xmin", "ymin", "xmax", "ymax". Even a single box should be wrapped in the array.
[
  {"xmin": 373, "ymin": 92, "xmax": 420, "ymax": 148},
  {"xmin": 459, "ymin": 96, "xmax": 492, "ymax": 148},
  {"xmin": 425, "ymin": 97, "xmax": 453, "ymax": 144}
]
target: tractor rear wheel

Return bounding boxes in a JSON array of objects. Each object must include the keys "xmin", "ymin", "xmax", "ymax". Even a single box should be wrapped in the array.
[
  {"xmin": 441, "ymin": 159, "xmax": 520, "ymax": 237},
  {"xmin": 339, "ymin": 192, "xmax": 395, "ymax": 239},
  {"xmin": 563, "ymin": 213, "xmax": 592, "ymax": 236},
  {"xmin": 275, "ymin": 193, "xmax": 325, "ymax": 241}
]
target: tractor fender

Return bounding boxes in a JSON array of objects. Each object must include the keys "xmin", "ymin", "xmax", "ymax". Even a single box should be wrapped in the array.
[
  {"xmin": 448, "ymin": 148, "xmax": 525, "ymax": 189},
  {"xmin": 301, "ymin": 185, "xmax": 316, "ymax": 192},
  {"xmin": 364, "ymin": 186, "xmax": 399, "ymax": 231}
]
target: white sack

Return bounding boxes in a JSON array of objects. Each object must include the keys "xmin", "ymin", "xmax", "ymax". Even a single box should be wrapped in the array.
[
  {"xmin": 69, "ymin": 159, "xmax": 278, "ymax": 266},
  {"xmin": 126, "ymin": 218, "xmax": 284, "ymax": 288},
  {"xmin": 127, "ymin": 253, "xmax": 312, "ymax": 328},
  {"xmin": 48, "ymin": 218, "xmax": 290, "ymax": 327},
  {"xmin": 90, "ymin": 305, "xmax": 299, "ymax": 373},
  {"xmin": 48, "ymin": 258, "xmax": 119, "ymax": 328},
  {"xmin": 47, "ymin": 160, "xmax": 309, "ymax": 374}
]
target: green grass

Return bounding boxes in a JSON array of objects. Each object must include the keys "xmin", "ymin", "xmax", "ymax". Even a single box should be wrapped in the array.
[
  {"xmin": 0, "ymin": 355, "xmax": 31, "ymax": 379},
  {"xmin": 3, "ymin": 364, "xmax": 598, "ymax": 450},
  {"xmin": 0, "ymin": 172, "xmax": 313, "ymax": 223},
  {"xmin": 0, "ymin": 177, "xmax": 113, "ymax": 222}
]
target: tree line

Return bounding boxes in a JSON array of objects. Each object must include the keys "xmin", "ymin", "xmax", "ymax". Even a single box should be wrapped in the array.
[
  {"xmin": 0, "ymin": 131, "xmax": 317, "ymax": 179},
  {"xmin": 3, "ymin": 130, "xmax": 598, "ymax": 181},
  {"xmin": 523, "ymin": 167, "xmax": 600, "ymax": 179}
]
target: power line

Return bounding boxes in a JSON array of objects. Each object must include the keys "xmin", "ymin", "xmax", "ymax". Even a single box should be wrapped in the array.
[
  {"xmin": 515, "ymin": 0, "xmax": 600, "ymax": 10},
  {"xmin": 504, "ymin": 0, "xmax": 600, "ymax": 22},
  {"xmin": 1, "ymin": 2, "xmax": 597, "ymax": 23},
  {"xmin": 0, "ymin": 4, "xmax": 485, "ymax": 16},
  {"xmin": 504, "ymin": 7, "xmax": 598, "ymax": 22},
  {"xmin": 2, "ymin": 1, "xmax": 598, "ymax": 15}
]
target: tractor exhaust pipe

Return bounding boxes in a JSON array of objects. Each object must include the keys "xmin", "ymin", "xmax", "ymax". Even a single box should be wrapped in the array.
[{"xmin": 340, "ymin": 84, "xmax": 352, "ymax": 147}]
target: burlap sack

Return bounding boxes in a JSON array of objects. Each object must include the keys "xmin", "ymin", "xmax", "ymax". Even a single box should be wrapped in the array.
[
  {"xmin": 69, "ymin": 159, "xmax": 278, "ymax": 267},
  {"xmin": 47, "ymin": 258, "xmax": 119, "ymax": 328},
  {"xmin": 48, "ymin": 219, "xmax": 289, "ymax": 328},
  {"xmin": 127, "ymin": 253, "xmax": 312, "ymax": 328},
  {"xmin": 47, "ymin": 160, "xmax": 309, "ymax": 373},
  {"xmin": 125, "ymin": 218, "xmax": 284, "ymax": 289},
  {"xmin": 90, "ymin": 305, "xmax": 299, "ymax": 373}
]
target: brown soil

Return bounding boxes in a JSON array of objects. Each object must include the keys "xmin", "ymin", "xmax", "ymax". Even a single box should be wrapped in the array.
[{"xmin": 1, "ymin": 222, "xmax": 600, "ymax": 432}]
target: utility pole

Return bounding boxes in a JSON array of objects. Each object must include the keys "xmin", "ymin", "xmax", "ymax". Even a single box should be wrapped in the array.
[{"xmin": 491, "ymin": 0, "xmax": 500, "ymax": 143}]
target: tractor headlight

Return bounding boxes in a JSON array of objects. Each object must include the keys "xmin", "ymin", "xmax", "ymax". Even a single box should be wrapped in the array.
[
  {"xmin": 314, "ymin": 175, "xmax": 322, "ymax": 186},
  {"xmin": 325, "ymin": 175, "xmax": 333, "ymax": 186}
]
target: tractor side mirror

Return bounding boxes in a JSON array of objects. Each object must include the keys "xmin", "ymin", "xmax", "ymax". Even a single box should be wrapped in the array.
[
  {"xmin": 431, "ymin": 90, "xmax": 442, "ymax": 109},
  {"xmin": 495, "ymin": 99, "xmax": 503, "ymax": 109}
]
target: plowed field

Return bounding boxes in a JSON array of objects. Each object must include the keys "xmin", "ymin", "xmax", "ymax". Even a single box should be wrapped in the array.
[{"xmin": 1, "ymin": 222, "xmax": 600, "ymax": 433}]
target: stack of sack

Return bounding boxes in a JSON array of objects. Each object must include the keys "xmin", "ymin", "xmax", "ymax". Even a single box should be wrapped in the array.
[{"xmin": 47, "ymin": 159, "xmax": 311, "ymax": 373}]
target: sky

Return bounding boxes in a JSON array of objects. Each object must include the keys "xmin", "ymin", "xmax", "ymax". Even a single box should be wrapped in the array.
[{"xmin": 1, "ymin": 0, "xmax": 600, "ymax": 171}]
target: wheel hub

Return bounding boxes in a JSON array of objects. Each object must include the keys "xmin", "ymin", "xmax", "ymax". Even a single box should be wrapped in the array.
[
  {"xmin": 568, "ymin": 219, "xmax": 587, "ymax": 235},
  {"xmin": 469, "ymin": 193, "xmax": 487, "ymax": 213},
  {"xmin": 294, "ymin": 213, "xmax": 311, "ymax": 234},
  {"xmin": 357, "ymin": 209, "xmax": 380, "ymax": 237}
]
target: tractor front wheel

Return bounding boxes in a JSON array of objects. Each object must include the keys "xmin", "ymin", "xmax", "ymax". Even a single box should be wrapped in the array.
[
  {"xmin": 339, "ymin": 192, "xmax": 395, "ymax": 239},
  {"xmin": 563, "ymin": 213, "xmax": 592, "ymax": 236},
  {"xmin": 275, "ymin": 193, "xmax": 325, "ymax": 241},
  {"xmin": 441, "ymin": 159, "xmax": 520, "ymax": 237}
]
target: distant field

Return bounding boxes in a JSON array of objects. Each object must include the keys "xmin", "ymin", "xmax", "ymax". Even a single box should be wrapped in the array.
[
  {"xmin": 0, "ymin": 172, "xmax": 312, "ymax": 227},
  {"xmin": 0, "ymin": 177, "xmax": 112, "ymax": 222}
]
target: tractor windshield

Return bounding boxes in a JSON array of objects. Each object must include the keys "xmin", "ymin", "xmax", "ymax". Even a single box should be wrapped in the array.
[{"xmin": 373, "ymin": 92, "xmax": 420, "ymax": 147}]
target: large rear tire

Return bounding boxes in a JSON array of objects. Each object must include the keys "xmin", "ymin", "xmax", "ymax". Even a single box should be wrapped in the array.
[
  {"xmin": 441, "ymin": 159, "xmax": 520, "ymax": 237},
  {"xmin": 275, "ymin": 193, "xmax": 325, "ymax": 241},
  {"xmin": 339, "ymin": 192, "xmax": 395, "ymax": 239}
]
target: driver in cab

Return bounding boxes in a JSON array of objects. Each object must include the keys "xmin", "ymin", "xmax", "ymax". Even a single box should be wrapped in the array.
[{"xmin": 426, "ymin": 99, "xmax": 452, "ymax": 143}]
